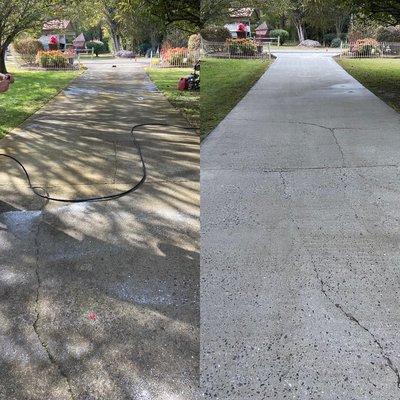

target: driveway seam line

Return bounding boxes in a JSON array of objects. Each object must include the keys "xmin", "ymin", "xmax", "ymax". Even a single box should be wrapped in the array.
[{"xmin": 32, "ymin": 211, "xmax": 75, "ymax": 400}]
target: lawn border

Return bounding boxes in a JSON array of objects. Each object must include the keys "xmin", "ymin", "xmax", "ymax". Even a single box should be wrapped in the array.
[
  {"xmin": 145, "ymin": 68, "xmax": 200, "ymax": 135},
  {"xmin": 201, "ymin": 57, "xmax": 275, "ymax": 143},
  {"xmin": 334, "ymin": 56, "xmax": 400, "ymax": 115},
  {"xmin": 0, "ymin": 68, "xmax": 85, "ymax": 140}
]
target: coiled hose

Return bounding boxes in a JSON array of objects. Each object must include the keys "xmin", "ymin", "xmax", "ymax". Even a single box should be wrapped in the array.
[{"xmin": 0, "ymin": 123, "xmax": 195, "ymax": 203}]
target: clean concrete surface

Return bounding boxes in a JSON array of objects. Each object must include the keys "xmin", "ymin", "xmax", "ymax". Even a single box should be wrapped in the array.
[
  {"xmin": 0, "ymin": 59, "xmax": 199, "ymax": 399},
  {"xmin": 201, "ymin": 53, "xmax": 400, "ymax": 399}
]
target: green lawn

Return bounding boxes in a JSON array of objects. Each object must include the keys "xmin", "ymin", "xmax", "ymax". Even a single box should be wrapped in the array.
[
  {"xmin": 338, "ymin": 58, "xmax": 400, "ymax": 112},
  {"xmin": 0, "ymin": 68, "xmax": 81, "ymax": 138},
  {"xmin": 146, "ymin": 68, "xmax": 199, "ymax": 130},
  {"xmin": 201, "ymin": 58, "xmax": 272, "ymax": 138}
]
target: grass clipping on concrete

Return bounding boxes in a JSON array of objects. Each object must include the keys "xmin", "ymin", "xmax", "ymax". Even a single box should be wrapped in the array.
[
  {"xmin": 201, "ymin": 58, "xmax": 272, "ymax": 138},
  {"xmin": 0, "ymin": 69, "xmax": 81, "ymax": 138},
  {"xmin": 146, "ymin": 68, "xmax": 199, "ymax": 130},
  {"xmin": 339, "ymin": 58, "xmax": 400, "ymax": 112}
]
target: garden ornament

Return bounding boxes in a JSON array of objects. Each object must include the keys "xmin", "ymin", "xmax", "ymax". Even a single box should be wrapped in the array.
[{"xmin": 0, "ymin": 73, "xmax": 14, "ymax": 93}]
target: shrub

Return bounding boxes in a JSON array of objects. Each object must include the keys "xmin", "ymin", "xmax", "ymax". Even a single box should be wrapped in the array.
[
  {"xmin": 86, "ymin": 40, "xmax": 106, "ymax": 56},
  {"xmin": 13, "ymin": 38, "xmax": 43, "ymax": 64},
  {"xmin": 376, "ymin": 25, "xmax": 400, "ymax": 42},
  {"xmin": 162, "ymin": 47, "xmax": 190, "ymax": 65},
  {"xmin": 227, "ymin": 39, "xmax": 257, "ymax": 56},
  {"xmin": 353, "ymin": 38, "xmax": 380, "ymax": 56},
  {"xmin": 323, "ymin": 33, "xmax": 336, "ymax": 45},
  {"xmin": 331, "ymin": 38, "xmax": 342, "ymax": 48},
  {"xmin": 201, "ymin": 25, "xmax": 231, "ymax": 42},
  {"xmin": 348, "ymin": 18, "xmax": 380, "ymax": 42},
  {"xmin": 188, "ymin": 34, "xmax": 201, "ymax": 51},
  {"xmin": 269, "ymin": 29, "xmax": 289, "ymax": 45},
  {"xmin": 37, "ymin": 50, "xmax": 69, "ymax": 68}
]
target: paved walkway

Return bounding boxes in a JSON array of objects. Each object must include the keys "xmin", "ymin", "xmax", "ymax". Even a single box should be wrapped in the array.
[
  {"xmin": 0, "ymin": 59, "xmax": 199, "ymax": 399},
  {"xmin": 202, "ymin": 53, "xmax": 400, "ymax": 399}
]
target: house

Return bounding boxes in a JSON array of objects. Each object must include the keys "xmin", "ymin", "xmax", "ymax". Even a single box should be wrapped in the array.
[
  {"xmin": 38, "ymin": 20, "xmax": 76, "ymax": 50},
  {"xmin": 224, "ymin": 8, "xmax": 261, "ymax": 38},
  {"xmin": 255, "ymin": 22, "xmax": 269, "ymax": 40}
]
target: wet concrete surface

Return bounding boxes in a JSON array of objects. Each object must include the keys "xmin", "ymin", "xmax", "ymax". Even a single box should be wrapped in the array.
[
  {"xmin": 201, "ymin": 53, "xmax": 400, "ymax": 399},
  {"xmin": 0, "ymin": 59, "xmax": 199, "ymax": 399}
]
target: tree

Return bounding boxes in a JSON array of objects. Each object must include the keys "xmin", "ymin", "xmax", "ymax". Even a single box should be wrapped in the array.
[
  {"xmin": 305, "ymin": 0, "xmax": 351, "ymax": 37},
  {"xmin": 346, "ymin": 0, "xmax": 400, "ymax": 24},
  {"xmin": 0, "ymin": 0, "xmax": 64, "ymax": 73}
]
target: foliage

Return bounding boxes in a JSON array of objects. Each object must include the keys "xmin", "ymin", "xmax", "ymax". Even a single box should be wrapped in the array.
[
  {"xmin": 331, "ymin": 37, "xmax": 342, "ymax": 47},
  {"xmin": 162, "ymin": 47, "xmax": 189, "ymax": 65},
  {"xmin": 227, "ymin": 39, "xmax": 257, "ymax": 56},
  {"xmin": 269, "ymin": 29, "xmax": 290, "ymax": 45},
  {"xmin": 201, "ymin": 26, "xmax": 231, "ymax": 42},
  {"xmin": 353, "ymin": 38, "xmax": 380, "ymax": 55},
  {"xmin": 13, "ymin": 38, "xmax": 44, "ymax": 64},
  {"xmin": 348, "ymin": 18, "xmax": 380, "ymax": 42},
  {"xmin": 376, "ymin": 25, "xmax": 400, "ymax": 42},
  {"xmin": 188, "ymin": 34, "xmax": 201, "ymax": 51},
  {"xmin": 37, "ymin": 50, "xmax": 70, "ymax": 68},
  {"xmin": 345, "ymin": 0, "xmax": 400, "ymax": 25},
  {"xmin": 323, "ymin": 33, "xmax": 337, "ymax": 45},
  {"xmin": 86, "ymin": 40, "xmax": 107, "ymax": 56}
]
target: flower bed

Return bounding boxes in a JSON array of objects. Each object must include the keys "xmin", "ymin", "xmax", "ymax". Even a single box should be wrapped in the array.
[
  {"xmin": 227, "ymin": 39, "xmax": 257, "ymax": 57},
  {"xmin": 36, "ymin": 50, "xmax": 76, "ymax": 69}
]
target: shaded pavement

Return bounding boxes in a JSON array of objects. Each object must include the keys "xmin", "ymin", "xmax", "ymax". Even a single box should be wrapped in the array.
[
  {"xmin": 202, "ymin": 53, "xmax": 400, "ymax": 399},
  {"xmin": 0, "ymin": 59, "xmax": 199, "ymax": 399}
]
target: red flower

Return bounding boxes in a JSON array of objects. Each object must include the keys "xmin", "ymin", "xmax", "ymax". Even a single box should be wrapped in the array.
[{"xmin": 49, "ymin": 35, "xmax": 58, "ymax": 45}]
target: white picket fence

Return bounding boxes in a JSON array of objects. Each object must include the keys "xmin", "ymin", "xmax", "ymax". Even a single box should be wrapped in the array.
[
  {"xmin": 340, "ymin": 41, "xmax": 400, "ymax": 59},
  {"xmin": 201, "ymin": 39, "xmax": 272, "ymax": 60},
  {"xmin": 150, "ymin": 48, "xmax": 200, "ymax": 68},
  {"xmin": 11, "ymin": 48, "xmax": 81, "ymax": 70}
]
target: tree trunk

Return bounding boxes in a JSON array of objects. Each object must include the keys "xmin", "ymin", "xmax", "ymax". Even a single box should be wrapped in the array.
[
  {"xmin": 0, "ymin": 46, "xmax": 7, "ymax": 74},
  {"xmin": 295, "ymin": 22, "xmax": 305, "ymax": 42}
]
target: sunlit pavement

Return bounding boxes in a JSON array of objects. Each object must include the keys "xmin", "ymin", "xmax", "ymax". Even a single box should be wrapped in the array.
[{"xmin": 202, "ymin": 52, "xmax": 400, "ymax": 399}]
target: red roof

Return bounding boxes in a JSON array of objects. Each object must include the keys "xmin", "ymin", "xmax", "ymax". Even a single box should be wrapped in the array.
[
  {"xmin": 229, "ymin": 8, "xmax": 255, "ymax": 18},
  {"xmin": 43, "ymin": 20, "xmax": 73, "ymax": 32}
]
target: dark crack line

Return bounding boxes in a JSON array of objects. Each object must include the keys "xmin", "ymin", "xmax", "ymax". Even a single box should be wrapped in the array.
[
  {"xmin": 308, "ymin": 250, "xmax": 400, "ymax": 389},
  {"xmin": 32, "ymin": 213, "xmax": 75, "ymax": 400},
  {"xmin": 288, "ymin": 121, "xmax": 346, "ymax": 167},
  {"xmin": 113, "ymin": 141, "xmax": 118, "ymax": 184}
]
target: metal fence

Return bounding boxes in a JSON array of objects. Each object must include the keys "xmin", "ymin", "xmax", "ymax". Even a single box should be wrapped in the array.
[
  {"xmin": 11, "ymin": 48, "xmax": 82, "ymax": 70},
  {"xmin": 201, "ymin": 39, "xmax": 272, "ymax": 60},
  {"xmin": 340, "ymin": 41, "xmax": 400, "ymax": 59},
  {"xmin": 150, "ymin": 48, "xmax": 200, "ymax": 68}
]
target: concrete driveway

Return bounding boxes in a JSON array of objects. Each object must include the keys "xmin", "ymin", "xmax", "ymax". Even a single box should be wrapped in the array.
[
  {"xmin": 202, "ymin": 53, "xmax": 400, "ymax": 399},
  {"xmin": 0, "ymin": 59, "xmax": 199, "ymax": 399}
]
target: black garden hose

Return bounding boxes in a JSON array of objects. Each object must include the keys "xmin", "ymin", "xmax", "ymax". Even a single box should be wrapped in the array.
[{"xmin": 0, "ymin": 123, "xmax": 195, "ymax": 203}]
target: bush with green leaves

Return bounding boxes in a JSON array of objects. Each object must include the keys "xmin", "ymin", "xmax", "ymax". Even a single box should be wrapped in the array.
[
  {"xmin": 376, "ymin": 25, "xmax": 400, "ymax": 42},
  {"xmin": 227, "ymin": 39, "xmax": 257, "ymax": 56},
  {"xmin": 331, "ymin": 38, "xmax": 342, "ymax": 48},
  {"xmin": 269, "ymin": 29, "xmax": 289, "ymax": 45},
  {"xmin": 86, "ymin": 40, "xmax": 106, "ymax": 56},
  {"xmin": 13, "ymin": 38, "xmax": 43, "ymax": 64},
  {"xmin": 323, "ymin": 33, "xmax": 336, "ymax": 45},
  {"xmin": 201, "ymin": 26, "xmax": 231, "ymax": 42},
  {"xmin": 188, "ymin": 34, "xmax": 201, "ymax": 51}
]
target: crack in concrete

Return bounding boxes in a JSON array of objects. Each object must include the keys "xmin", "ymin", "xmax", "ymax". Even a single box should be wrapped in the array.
[
  {"xmin": 32, "ymin": 211, "xmax": 75, "ymax": 400},
  {"xmin": 308, "ymin": 250, "xmax": 400, "ymax": 389},
  {"xmin": 113, "ymin": 141, "xmax": 118, "ymax": 184},
  {"xmin": 288, "ymin": 121, "xmax": 346, "ymax": 167},
  {"xmin": 279, "ymin": 173, "xmax": 400, "ymax": 388}
]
